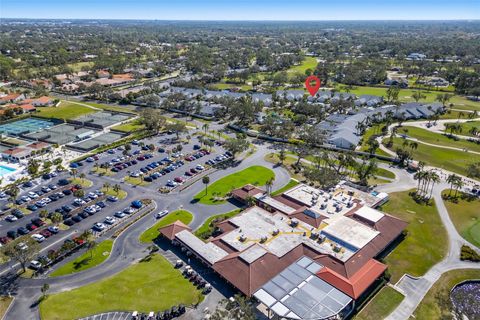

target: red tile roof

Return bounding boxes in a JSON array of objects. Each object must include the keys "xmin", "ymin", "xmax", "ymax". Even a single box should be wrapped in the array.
[
  {"xmin": 231, "ymin": 184, "xmax": 264, "ymax": 201},
  {"xmin": 0, "ymin": 93, "xmax": 21, "ymax": 102},
  {"xmin": 158, "ymin": 220, "xmax": 191, "ymax": 241},
  {"xmin": 20, "ymin": 104, "xmax": 36, "ymax": 111},
  {"xmin": 317, "ymin": 259, "xmax": 387, "ymax": 299}
]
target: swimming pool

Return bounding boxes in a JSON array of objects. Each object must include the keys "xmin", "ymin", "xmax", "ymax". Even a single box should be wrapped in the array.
[{"xmin": 0, "ymin": 164, "xmax": 17, "ymax": 177}]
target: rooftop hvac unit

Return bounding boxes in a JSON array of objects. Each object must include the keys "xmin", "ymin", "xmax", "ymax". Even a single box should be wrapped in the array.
[
  {"xmin": 347, "ymin": 202, "xmax": 353, "ymax": 208},
  {"xmin": 320, "ymin": 203, "xmax": 327, "ymax": 210},
  {"xmin": 318, "ymin": 235, "xmax": 326, "ymax": 243},
  {"xmin": 260, "ymin": 236, "xmax": 268, "ymax": 243},
  {"xmin": 336, "ymin": 205, "xmax": 343, "ymax": 212},
  {"xmin": 290, "ymin": 219, "xmax": 299, "ymax": 227},
  {"xmin": 310, "ymin": 232, "xmax": 319, "ymax": 240},
  {"xmin": 333, "ymin": 244, "xmax": 342, "ymax": 252},
  {"xmin": 239, "ymin": 234, "xmax": 247, "ymax": 242},
  {"xmin": 272, "ymin": 229, "xmax": 280, "ymax": 236}
]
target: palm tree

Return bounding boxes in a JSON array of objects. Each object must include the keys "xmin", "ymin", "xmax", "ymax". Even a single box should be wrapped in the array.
[
  {"xmin": 39, "ymin": 209, "xmax": 49, "ymax": 219},
  {"xmin": 70, "ymin": 168, "xmax": 78, "ymax": 179},
  {"xmin": 112, "ymin": 184, "xmax": 121, "ymax": 195},
  {"xmin": 79, "ymin": 172, "xmax": 86, "ymax": 183},
  {"xmin": 202, "ymin": 176, "xmax": 210, "ymax": 195},
  {"xmin": 87, "ymin": 240, "xmax": 97, "ymax": 259},
  {"xmin": 245, "ymin": 195, "xmax": 256, "ymax": 207},
  {"xmin": 453, "ymin": 177, "xmax": 464, "ymax": 197},
  {"xmin": 446, "ymin": 174, "xmax": 457, "ymax": 196},
  {"xmin": 265, "ymin": 178, "xmax": 274, "ymax": 195},
  {"xmin": 428, "ymin": 171, "xmax": 440, "ymax": 199},
  {"xmin": 202, "ymin": 123, "xmax": 209, "ymax": 135},
  {"xmin": 103, "ymin": 182, "xmax": 110, "ymax": 192}
]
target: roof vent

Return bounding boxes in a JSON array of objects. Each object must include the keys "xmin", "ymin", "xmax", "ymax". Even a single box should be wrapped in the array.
[{"xmin": 290, "ymin": 219, "xmax": 299, "ymax": 227}]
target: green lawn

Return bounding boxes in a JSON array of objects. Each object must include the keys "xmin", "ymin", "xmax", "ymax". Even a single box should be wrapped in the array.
[
  {"xmin": 442, "ymin": 190, "xmax": 480, "ymax": 247},
  {"xmin": 193, "ymin": 166, "xmax": 275, "ymax": 205},
  {"xmin": 101, "ymin": 187, "xmax": 127, "ymax": 200},
  {"xmin": 71, "ymin": 178, "xmax": 93, "ymax": 188},
  {"xmin": 286, "ymin": 57, "xmax": 318, "ymax": 74},
  {"xmin": 139, "ymin": 210, "xmax": 193, "ymax": 243},
  {"xmin": 379, "ymin": 189, "xmax": 447, "ymax": 283},
  {"xmin": 124, "ymin": 176, "xmax": 149, "ymax": 186},
  {"xmin": 401, "ymin": 126, "xmax": 480, "ymax": 153},
  {"xmin": 375, "ymin": 167, "xmax": 396, "ymax": 179},
  {"xmin": 384, "ymin": 137, "xmax": 480, "ymax": 177},
  {"xmin": 413, "ymin": 269, "xmax": 480, "ymax": 319},
  {"xmin": 354, "ymin": 286, "xmax": 404, "ymax": 320},
  {"xmin": 0, "ymin": 296, "xmax": 13, "ymax": 319},
  {"xmin": 442, "ymin": 120, "xmax": 480, "ymax": 137},
  {"xmin": 84, "ymin": 102, "xmax": 137, "ymax": 114},
  {"xmin": 271, "ymin": 179, "xmax": 300, "ymax": 196},
  {"xmin": 50, "ymin": 240, "xmax": 113, "ymax": 277},
  {"xmin": 194, "ymin": 209, "xmax": 242, "ymax": 239},
  {"xmin": 67, "ymin": 61, "xmax": 94, "ymax": 72},
  {"xmin": 40, "ymin": 254, "xmax": 203, "ymax": 320},
  {"xmin": 36, "ymin": 101, "xmax": 95, "ymax": 120},
  {"xmin": 111, "ymin": 119, "xmax": 145, "ymax": 133},
  {"xmin": 341, "ymin": 86, "xmax": 480, "ymax": 111}
]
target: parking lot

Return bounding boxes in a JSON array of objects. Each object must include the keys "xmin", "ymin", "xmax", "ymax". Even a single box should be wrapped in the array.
[
  {"xmin": 0, "ymin": 127, "xmax": 235, "ymax": 275},
  {"xmin": 80, "ymin": 132, "xmax": 230, "ymax": 191}
]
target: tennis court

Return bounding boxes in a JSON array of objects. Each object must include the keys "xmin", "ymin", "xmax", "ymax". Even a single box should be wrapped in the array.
[
  {"xmin": 74, "ymin": 112, "xmax": 131, "ymax": 128},
  {"xmin": 0, "ymin": 118, "xmax": 56, "ymax": 136},
  {"xmin": 25, "ymin": 124, "xmax": 99, "ymax": 145},
  {"xmin": 72, "ymin": 131, "xmax": 125, "ymax": 151}
]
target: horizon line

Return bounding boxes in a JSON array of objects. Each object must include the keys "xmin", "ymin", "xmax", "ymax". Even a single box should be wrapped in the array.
[{"xmin": 1, "ymin": 17, "xmax": 480, "ymax": 22}]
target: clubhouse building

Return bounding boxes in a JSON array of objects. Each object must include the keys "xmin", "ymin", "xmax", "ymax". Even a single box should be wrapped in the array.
[{"xmin": 159, "ymin": 182, "xmax": 406, "ymax": 319}]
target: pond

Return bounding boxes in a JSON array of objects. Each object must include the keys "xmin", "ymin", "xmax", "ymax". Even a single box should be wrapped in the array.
[{"xmin": 450, "ymin": 280, "xmax": 480, "ymax": 320}]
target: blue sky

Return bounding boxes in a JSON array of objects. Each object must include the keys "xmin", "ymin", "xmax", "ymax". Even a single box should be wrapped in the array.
[{"xmin": 1, "ymin": 0, "xmax": 479, "ymax": 20}]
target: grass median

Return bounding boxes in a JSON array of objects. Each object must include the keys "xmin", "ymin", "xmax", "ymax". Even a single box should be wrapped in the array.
[
  {"xmin": 50, "ymin": 240, "xmax": 113, "ymax": 277},
  {"xmin": 139, "ymin": 210, "xmax": 193, "ymax": 243},
  {"xmin": 354, "ymin": 286, "xmax": 404, "ymax": 320},
  {"xmin": 193, "ymin": 165, "xmax": 275, "ymax": 205},
  {"xmin": 194, "ymin": 209, "xmax": 242, "ymax": 239}
]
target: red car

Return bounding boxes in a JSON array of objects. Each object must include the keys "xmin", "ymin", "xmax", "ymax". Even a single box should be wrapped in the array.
[
  {"xmin": 93, "ymin": 155, "xmax": 99, "ymax": 160},
  {"xmin": 40, "ymin": 230, "xmax": 52, "ymax": 238},
  {"xmin": 73, "ymin": 237, "xmax": 85, "ymax": 245},
  {"xmin": 174, "ymin": 177, "xmax": 184, "ymax": 183},
  {"xmin": 137, "ymin": 156, "xmax": 145, "ymax": 161}
]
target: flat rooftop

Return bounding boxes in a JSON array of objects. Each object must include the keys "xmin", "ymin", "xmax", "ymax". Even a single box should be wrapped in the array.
[
  {"xmin": 282, "ymin": 184, "xmax": 360, "ymax": 220},
  {"xmin": 220, "ymin": 206, "xmax": 358, "ymax": 261},
  {"xmin": 321, "ymin": 216, "xmax": 380, "ymax": 251},
  {"xmin": 176, "ymin": 230, "xmax": 229, "ymax": 265}
]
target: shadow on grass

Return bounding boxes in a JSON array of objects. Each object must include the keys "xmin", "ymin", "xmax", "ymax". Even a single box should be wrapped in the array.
[{"xmin": 73, "ymin": 257, "xmax": 92, "ymax": 270}]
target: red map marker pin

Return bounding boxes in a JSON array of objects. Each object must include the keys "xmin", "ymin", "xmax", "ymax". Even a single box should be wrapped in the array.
[{"xmin": 305, "ymin": 75, "xmax": 321, "ymax": 96}]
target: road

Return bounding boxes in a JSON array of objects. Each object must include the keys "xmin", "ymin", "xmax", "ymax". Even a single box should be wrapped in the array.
[{"xmin": 2, "ymin": 116, "xmax": 479, "ymax": 320}]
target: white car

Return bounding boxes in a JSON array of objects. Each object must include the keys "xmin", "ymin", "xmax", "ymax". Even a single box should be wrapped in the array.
[
  {"xmin": 84, "ymin": 206, "xmax": 96, "ymax": 214},
  {"xmin": 74, "ymin": 198, "xmax": 86, "ymax": 205},
  {"xmin": 31, "ymin": 234, "xmax": 45, "ymax": 243},
  {"xmin": 5, "ymin": 215, "xmax": 18, "ymax": 222},
  {"xmin": 30, "ymin": 260, "xmax": 42, "ymax": 270},
  {"xmin": 195, "ymin": 164, "xmax": 205, "ymax": 171},
  {"xmin": 104, "ymin": 216, "xmax": 116, "ymax": 225},
  {"xmin": 17, "ymin": 242, "xmax": 28, "ymax": 250},
  {"xmin": 42, "ymin": 197, "xmax": 52, "ymax": 203},
  {"xmin": 93, "ymin": 222, "xmax": 106, "ymax": 231},
  {"xmin": 155, "ymin": 210, "xmax": 169, "ymax": 219},
  {"xmin": 28, "ymin": 192, "xmax": 39, "ymax": 198},
  {"xmin": 130, "ymin": 171, "xmax": 140, "ymax": 178},
  {"xmin": 88, "ymin": 192, "xmax": 98, "ymax": 199}
]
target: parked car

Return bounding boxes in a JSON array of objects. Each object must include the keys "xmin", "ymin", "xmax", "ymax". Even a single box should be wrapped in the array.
[
  {"xmin": 93, "ymin": 222, "xmax": 106, "ymax": 231},
  {"xmin": 31, "ymin": 234, "xmax": 45, "ymax": 243},
  {"xmin": 104, "ymin": 216, "xmax": 116, "ymax": 225}
]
